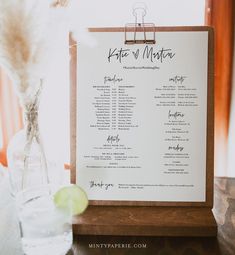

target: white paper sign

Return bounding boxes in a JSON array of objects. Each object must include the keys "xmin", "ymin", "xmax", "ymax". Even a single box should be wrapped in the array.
[{"xmin": 76, "ymin": 30, "xmax": 208, "ymax": 202}]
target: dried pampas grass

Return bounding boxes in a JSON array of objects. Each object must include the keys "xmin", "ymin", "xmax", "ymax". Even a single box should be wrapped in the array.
[{"xmin": 0, "ymin": 0, "xmax": 64, "ymax": 106}]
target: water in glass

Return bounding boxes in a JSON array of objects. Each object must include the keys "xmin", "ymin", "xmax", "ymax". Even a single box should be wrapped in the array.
[{"xmin": 16, "ymin": 186, "xmax": 72, "ymax": 255}]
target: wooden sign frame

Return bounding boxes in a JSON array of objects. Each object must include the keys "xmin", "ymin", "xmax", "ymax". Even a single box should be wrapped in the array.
[{"xmin": 70, "ymin": 26, "xmax": 217, "ymax": 236}]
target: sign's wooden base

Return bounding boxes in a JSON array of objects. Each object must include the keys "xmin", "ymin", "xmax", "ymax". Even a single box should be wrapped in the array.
[{"xmin": 73, "ymin": 206, "xmax": 217, "ymax": 236}]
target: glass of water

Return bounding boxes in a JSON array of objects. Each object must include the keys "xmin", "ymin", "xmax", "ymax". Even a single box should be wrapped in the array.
[{"xmin": 16, "ymin": 185, "xmax": 73, "ymax": 255}]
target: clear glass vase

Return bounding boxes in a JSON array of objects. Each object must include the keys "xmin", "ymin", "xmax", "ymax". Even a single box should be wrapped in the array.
[{"xmin": 7, "ymin": 85, "xmax": 50, "ymax": 195}]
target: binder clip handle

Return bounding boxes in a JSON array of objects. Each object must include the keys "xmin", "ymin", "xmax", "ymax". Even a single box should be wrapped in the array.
[
  {"xmin": 132, "ymin": 2, "xmax": 147, "ymax": 26},
  {"xmin": 125, "ymin": 2, "xmax": 156, "ymax": 45}
]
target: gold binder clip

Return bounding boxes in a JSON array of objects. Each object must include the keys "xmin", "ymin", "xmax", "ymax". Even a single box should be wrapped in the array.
[{"xmin": 125, "ymin": 2, "xmax": 156, "ymax": 44}]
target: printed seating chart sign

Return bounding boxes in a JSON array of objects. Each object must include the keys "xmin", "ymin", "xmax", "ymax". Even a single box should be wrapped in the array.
[{"xmin": 73, "ymin": 27, "xmax": 213, "ymax": 205}]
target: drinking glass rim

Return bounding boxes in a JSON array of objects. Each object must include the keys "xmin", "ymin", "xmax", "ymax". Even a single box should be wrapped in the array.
[{"xmin": 15, "ymin": 184, "xmax": 66, "ymax": 208}]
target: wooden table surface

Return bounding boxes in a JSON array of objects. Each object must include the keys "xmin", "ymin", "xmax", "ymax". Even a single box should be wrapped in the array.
[{"xmin": 68, "ymin": 177, "xmax": 235, "ymax": 255}]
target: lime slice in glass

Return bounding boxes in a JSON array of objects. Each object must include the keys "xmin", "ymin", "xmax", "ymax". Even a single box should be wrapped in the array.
[{"xmin": 54, "ymin": 185, "xmax": 88, "ymax": 216}]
